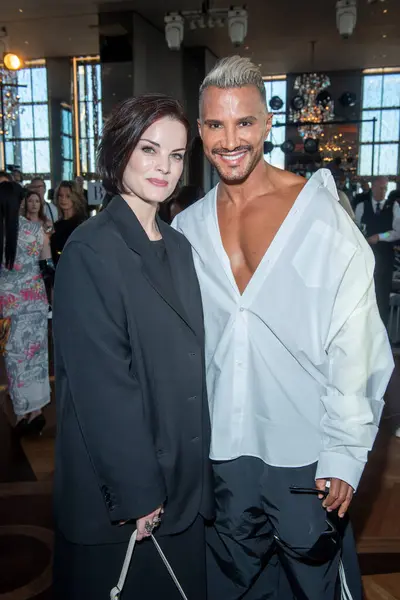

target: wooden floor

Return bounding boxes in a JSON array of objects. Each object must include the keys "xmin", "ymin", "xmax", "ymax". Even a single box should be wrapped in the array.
[{"xmin": 1, "ymin": 357, "xmax": 400, "ymax": 599}]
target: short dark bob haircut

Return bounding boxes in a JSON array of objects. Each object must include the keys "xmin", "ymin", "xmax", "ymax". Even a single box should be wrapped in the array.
[{"xmin": 97, "ymin": 93, "xmax": 190, "ymax": 196}]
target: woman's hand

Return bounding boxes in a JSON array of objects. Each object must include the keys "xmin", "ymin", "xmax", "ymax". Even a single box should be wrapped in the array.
[{"xmin": 136, "ymin": 506, "xmax": 163, "ymax": 541}]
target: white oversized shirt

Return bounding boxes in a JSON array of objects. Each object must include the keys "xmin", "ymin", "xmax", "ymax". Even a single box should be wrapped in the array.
[{"xmin": 172, "ymin": 169, "xmax": 394, "ymax": 490}]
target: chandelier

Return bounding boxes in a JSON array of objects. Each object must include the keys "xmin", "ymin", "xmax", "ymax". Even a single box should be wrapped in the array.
[
  {"xmin": 289, "ymin": 72, "xmax": 335, "ymax": 139},
  {"xmin": 0, "ymin": 68, "xmax": 21, "ymax": 136}
]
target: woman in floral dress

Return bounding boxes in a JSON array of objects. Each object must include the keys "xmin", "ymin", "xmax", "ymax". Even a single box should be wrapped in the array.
[{"xmin": 0, "ymin": 182, "xmax": 52, "ymax": 435}]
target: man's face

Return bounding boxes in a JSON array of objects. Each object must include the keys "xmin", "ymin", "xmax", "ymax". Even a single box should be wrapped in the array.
[
  {"xmin": 198, "ymin": 85, "xmax": 271, "ymax": 183},
  {"xmin": 30, "ymin": 180, "xmax": 45, "ymax": 201},
  {"xmin": 371, "ymin": 178, "xmax": 388, "ymax": 203}
]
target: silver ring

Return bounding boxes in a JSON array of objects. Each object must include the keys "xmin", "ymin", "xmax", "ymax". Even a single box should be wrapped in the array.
[
  {"xmin": 144, "ymin": 521, "xmax": 153, "ymax": 534},
  {"xmin": 152, "ymin": 515, "xmax": 162, "ymax": 527}
]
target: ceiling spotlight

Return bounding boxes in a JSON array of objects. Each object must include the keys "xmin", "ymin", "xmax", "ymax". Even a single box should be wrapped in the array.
[
  {"xmin": 3, "ymin": 52, "xmax": 23, "ymax": 70},
  {"xmin": 164, "ymin": 13, "xmax": 184, "ymax": 50},
  {"xmin": 263, "ymin": 141, "xmax": 274, "ymax": 154},
  {"xmin": 304, "ymin": 138, "xmax": 319, "ymax": 154},
  {"xmin": 316, "ymin": 90, "xmax": 332, "ymax": 107},
  {"xmin": 339, "ymin": 91, "xmax": 356, "ymax": 107},
  {"xmin": 291, "ymin": 95, "xmax": 305, "ymax": 110},
  {"xmin": 336, "ymin": 0, "xmax": 357, "ymax": 39},
  {"xmin": 281, "ymin": 140, "xmax": 295, "ymax": 154},
  {"xmin": 228, "ymin": 7, "xmax": 248, "ymax": 47},
  {"xmin": 269, "ymin": 95, "xmax": 283, "ymax": 111}
]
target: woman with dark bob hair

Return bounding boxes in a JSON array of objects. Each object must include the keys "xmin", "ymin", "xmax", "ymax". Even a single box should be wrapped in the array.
[{"xmin": 52, "ymin": 94, "xmax": 214, "ymax": 599}]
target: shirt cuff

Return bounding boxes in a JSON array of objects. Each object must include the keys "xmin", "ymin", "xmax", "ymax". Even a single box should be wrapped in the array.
[
  {"xmin": 316, "ymin": 451, "xmax": 366, "ymax": 491},
  {"xmin": 378, "ymin": 232, "xmax": 391, "ymax": 241}
]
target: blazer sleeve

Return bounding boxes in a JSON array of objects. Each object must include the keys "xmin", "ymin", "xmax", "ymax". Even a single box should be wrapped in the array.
[{"xmin": 53, "ymin": 240, "xmax": 166, "ymax": 523}]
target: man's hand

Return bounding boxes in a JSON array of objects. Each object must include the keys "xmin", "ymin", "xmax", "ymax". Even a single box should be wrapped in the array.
[
  {"xmin": 367, "ymin": 234, "xmax": 379, "ymax": 245},
  {"xmin": 136, "ymin": 506, "xmax": 163, "ymax": 541},
  {"xmin": 315, "ymin": 478, "xmax": 354, "ymax": 519}
]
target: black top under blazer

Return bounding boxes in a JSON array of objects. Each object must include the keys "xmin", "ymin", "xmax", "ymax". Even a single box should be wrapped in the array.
[{"xmin": 52, "ymin": 195, "xmax": 214, "ymax": 545}]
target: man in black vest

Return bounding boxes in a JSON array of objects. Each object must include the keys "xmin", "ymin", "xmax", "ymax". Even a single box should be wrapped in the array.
[{"xmin": 355, "ymin": 176, "xmax": 400, "ymax": 326}]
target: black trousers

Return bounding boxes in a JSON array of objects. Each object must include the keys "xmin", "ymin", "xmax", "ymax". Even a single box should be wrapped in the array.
[
  {"xmin": 53, "ymin": 515, "xmax": 206, "ymax": 599},
  {"xmin": 206, "ymin": 457, "xmax": 361, "ymax": 600}
]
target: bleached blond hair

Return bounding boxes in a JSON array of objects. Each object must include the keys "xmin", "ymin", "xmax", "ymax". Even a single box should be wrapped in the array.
[{"xmin": 199, "ymin": 55, "xmax": 267, "ymax": 113}]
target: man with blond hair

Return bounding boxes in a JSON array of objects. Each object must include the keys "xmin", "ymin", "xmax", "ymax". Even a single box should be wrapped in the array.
[{"xmin": 173, "ymin": 56, "xmax": 393, "ymax": 599}]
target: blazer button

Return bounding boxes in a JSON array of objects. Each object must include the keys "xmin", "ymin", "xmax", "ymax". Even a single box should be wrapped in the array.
[
  {"xmin": 188, "ymin": 396, "xmax": 197, "ymax": 401},
  {"xmin": 188, "ymin": 352, "xmax": 196, "ymax": 357},
  {"xmin": 191, "ymin": 436, "xmax": 200, "ymax": 443}
]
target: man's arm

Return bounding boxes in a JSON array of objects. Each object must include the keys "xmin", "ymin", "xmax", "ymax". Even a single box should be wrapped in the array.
[
  {"xmin": 377, "ymin": 202, "xmax": 400, "ymax": 243},
  {"xmin": 315, "ymin": 245, "xmax": 394, "ymax": 511},
  {"xmin": 53, "ymin": 241, "xmax": 166, "ymax": 524}
]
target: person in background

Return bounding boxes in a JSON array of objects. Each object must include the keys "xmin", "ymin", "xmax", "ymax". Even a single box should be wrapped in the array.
[
  {"xmin": 50, "ymin": 181, "xmax": 87, "ymax": 266},
  {"xmin": 29, "ymin": 177, "xmax": 58, "ymax": 225},
  {"xmin": 353, "ymin": 179, "xmax": 371, "ymax": 209},
  {"xmin": 74, "ymin": 175, "xmax": 88, "ymax": 202},
  {"xmin": 23, "ymin": 190, "xmax": 53, "ymax": 234},
  {"xmin": 52, "ymin": 94, "xmax": 213, "ymax": 600},
  {"xmin": 12, "ymin": 169, "xmax": 23, "ymax": 184},
  {"xmin": 0, "ymin": 182, "xmax": 52, "ymax": 436},
  {"xmin": 336, "ymin": 173, "xmax": 355, "ymax": 220},
  {"xmin": 169, "ymin": 185, "xmax": 204, "ymax": 222},
  {"xmin": 0, "ymin": 171, "xmax": 13, "ymax": 183},
  {"xmin": 388, "ymin": 189, "xmax": 400, "ymax": 204},
  {"xmin": 355, "ymin": 176, "xmax": 400, "ymax": 326}
]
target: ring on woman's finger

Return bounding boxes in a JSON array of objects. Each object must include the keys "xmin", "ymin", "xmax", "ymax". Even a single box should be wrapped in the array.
[
  {"xmin": 144, "ymin": 521, "xmax": 154, "ymax": 534},
  {"xmin": 152, "ymin": 515, "xmax": 162, "ymax": 527}
]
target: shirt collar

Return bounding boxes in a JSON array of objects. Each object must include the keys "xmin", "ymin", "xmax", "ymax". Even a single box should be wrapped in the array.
[{"xmin": 372, "ymin": 197, "xmax": 386, "ymax": 208}]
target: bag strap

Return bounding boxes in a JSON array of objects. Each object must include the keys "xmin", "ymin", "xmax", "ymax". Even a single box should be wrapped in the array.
[{"xmin": 110, "ymin": 530, "xmax": 188, "ymax": 600}]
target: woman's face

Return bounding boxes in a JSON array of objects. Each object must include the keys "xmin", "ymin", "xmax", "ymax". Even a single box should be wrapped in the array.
[
  {"xmin": 26, "ymin": 193, "xmax": 41, "ymax": 217},
  {"xmin": 58, "ymin": 187, "xmax": 74, "ymax": 214},
  {"xmin": 122, "ymin": 117, "xmax": 187, "ymax": 205}
]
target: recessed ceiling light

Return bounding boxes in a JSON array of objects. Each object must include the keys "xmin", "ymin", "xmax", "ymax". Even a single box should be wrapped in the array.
[
  {"xmin": 258, "ymin": 63, "xmax": 262, "ymax": 67},
  {"xmin": 245, "ymin": 46, "xmax": 249, "ymax": 50},
  {"xmin": 383, "ymin": 9, "xmax": 388, "ymax": 13},
  {"xmin": 382, "ymin": 34, "xmax": 387, "ymax": 38},
  {"xmin": 19, "ymin": 8, "xmax": 23, "ymax": 12},
  {"xmin": 24, "ymin": 40, "xmax": 29, "ymax": 45}
]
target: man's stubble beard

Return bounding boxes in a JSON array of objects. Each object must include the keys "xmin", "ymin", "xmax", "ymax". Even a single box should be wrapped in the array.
[{"xmin": 208, "ymin": 146, "xmax": 264, "ymax": 185}]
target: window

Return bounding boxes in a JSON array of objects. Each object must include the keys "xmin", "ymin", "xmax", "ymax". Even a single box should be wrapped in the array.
[
  {"xmin": 61, "ymin": 104, "xmax": 74, "ymax": 180},
  {"xmin": 73, "ymin": 57, "xmax": 102, "ymax": 179},
  {"xmin": 263, "ymin": 76, "xmax": 287, "ymax": 169},
  {"xmin": 359, "ymin": 69, "xmax": 400, "ymax": 178},
  {"xmin": 4, "ymin": 61, "xmax": 51, "ymax": 188}
]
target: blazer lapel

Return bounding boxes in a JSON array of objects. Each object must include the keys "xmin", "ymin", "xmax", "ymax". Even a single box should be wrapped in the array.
[
  {"xmin": 158, "ymin": 218, "xmax": 203, "ymax": 340},
  {"xmin": 106, "ymin": 196, "xmax": 198, "ymax": 337}
]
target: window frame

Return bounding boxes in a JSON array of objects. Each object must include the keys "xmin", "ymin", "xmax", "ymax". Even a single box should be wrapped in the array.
[
  {"xmin": 263, "ymin": 75, "xmax": 287, "ymax": 170},
  {"xmin": 359, "ymin": 69, "xmax": 400, "ymax": 177},
  {"xmin": 3, "ymin": 60, "xmax": 51, "ymax": 181}
]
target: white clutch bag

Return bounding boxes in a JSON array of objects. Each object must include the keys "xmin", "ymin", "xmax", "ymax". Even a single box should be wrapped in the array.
[{"xmin": 110, "ymin": 530, "xmax": 188, "ymax": 600}]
